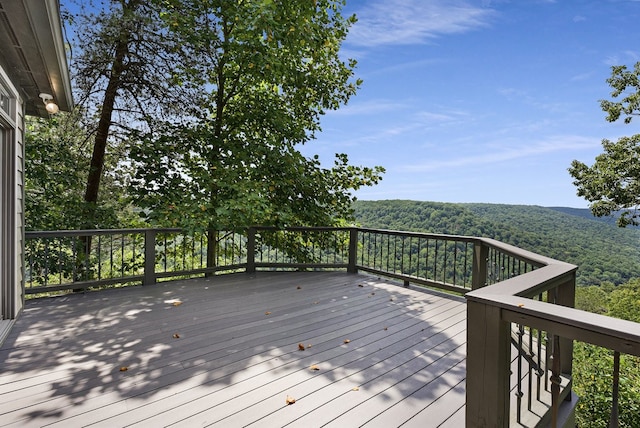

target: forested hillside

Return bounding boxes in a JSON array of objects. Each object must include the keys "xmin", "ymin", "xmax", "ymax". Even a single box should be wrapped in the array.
[{"xmin": 353, "ymin": 200, "xmax": 640, "ymax": 287}]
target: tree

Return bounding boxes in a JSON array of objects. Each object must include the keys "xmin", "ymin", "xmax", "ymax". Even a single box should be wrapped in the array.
[
  {"xmin": 25, "ymin": 111, "xmax": 129, "ymax": 231},
  {"xmin": 128, "ymin": 1, "xmax": 385, "ymax": 256},
  {"xmin": 569, "ymin": 61, "xmax": 640, "ymax": 226},
  {"xmin": 66, "ymin": 0, "xmax": 196, "ymax": 228},
  {"xmin": 600, "ymin": 62, "xmax": 640, "ymax": 124}
]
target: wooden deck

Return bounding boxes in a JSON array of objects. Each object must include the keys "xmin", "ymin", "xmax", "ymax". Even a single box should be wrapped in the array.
[{"xmin": 0, "ymin": 272, "xmax": 467, "ymax": 427}]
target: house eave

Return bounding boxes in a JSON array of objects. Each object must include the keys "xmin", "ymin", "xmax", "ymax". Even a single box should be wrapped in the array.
[{"xmin": 0, "ymin": 0, "xmax": 73, "ymax": 117}]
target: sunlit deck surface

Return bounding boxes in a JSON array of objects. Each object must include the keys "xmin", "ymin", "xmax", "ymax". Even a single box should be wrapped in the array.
[{"xmin": 0, "ymin": 272, "xmax": 468, "ymax": 427}]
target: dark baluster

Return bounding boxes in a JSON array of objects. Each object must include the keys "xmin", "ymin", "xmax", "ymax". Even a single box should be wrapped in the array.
[
  {"xmin": 550, "ymin": 334, "xmax": 562, "ymax": 428},
  {"xmin": 386, "ymin": 234, "xmax": 391, "ymax": 272},
  {"xmin": 536, "ymin": 295, "xmax": 544, "ymax": 400},
  {"xmin": 452, "ymin": 241, "xmax": 457, "ymax": 286},
  {"xmin": 121, "ymin": 234, "xmax": 126, "ymax": 277},
  {"xmin": 416, "ymin": 238, "xmax": 421, "ymax": 279},
  {"xmin": 373, "ymin": 233, "xmax": 378, "ymax": 270},
  {"xmin": 463, "ymin": 242, "xmax": 468, "ymax": 288},
  {"xmin": 406, "ymin": 236, "xmax": 411, "ymax": 276},
  {"xmin": 516, "ymin": 324, "xmax": 525, "ymax": 423},
  {"xmin": 433, "ymin": 240, "xmax": 438, "ymax": 281},
  {"xmin": 442, "ymin": 240, "xmax": 447, "ymax": 284},
  {"xmin": 44, "ymin": 240, "xmax": 49, "ymax": 286},
  {"xmin": 110, "ymin": 233, "xmax": 114, "ymax": 277},
  {"xmin": 425, "ymin": 238, "xmax": 429, "ymax": 280},
  {"xmin": 609, "ymin": 351, "xmax": 620, "ymax": 428},
  {"xmin": 397, "ymin": 234, "xmax": 402, "ymax": 273},
  {"xmin": 57, "ymin": 238, "xmax": 62, "ymax": 284},
  {"xmin": 182, "ymin": 233, "xmax": 187, "ymax": 271},
  {"xmin": 528, "ymin": 326, "xmax": 533, "ymax": 411}
]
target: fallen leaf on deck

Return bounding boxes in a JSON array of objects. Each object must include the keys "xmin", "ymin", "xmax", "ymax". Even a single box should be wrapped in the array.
[
  {"xmin": 298, "ymin": 343, "xmax": 306, "ymax": 351},
  {"xmin": 518, "ymin": 303, "xmax": 525, "ymax": 307},
  {"xmin": 172, "ymin": 301, "xmax": 183, "ymax": 307},
  {"xmin": 352, "ymin": 386, "xmax": 360, "ymax": 391},
  {"xmin": 310, "ymin": 364, "xmax": 320, "ymax": 371},
  {"xmin": 265, "ymin": 311, "xmax": 272, "ymax": 315},
  {"xmin": 172, "ymin": 333, "xmax": 180, "ymax": 339},
  {"xmin": 343, "ymin": 339, "xmax": 350, "ymax": 344},
  {"xmin": 119, "ymin": 366, "xmax": 128, "ymax": 372},
  {"xmin": 286, "ymin": 396, "xmax": 296, "ymax": 405},
  {"xmin": 307, "ymin": 344, "xmax": 312, "ymax": 349}
]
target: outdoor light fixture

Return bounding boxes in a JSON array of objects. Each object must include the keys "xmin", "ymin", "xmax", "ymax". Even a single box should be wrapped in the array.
[{"xmin": 39, "ymin": 93, "xmax": 59, "ymax": 114}]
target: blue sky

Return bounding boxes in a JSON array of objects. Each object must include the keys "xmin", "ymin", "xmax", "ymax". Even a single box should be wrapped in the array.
[{"xmin": 301, "ymin": 0, "xmax": 640, "ymax": 207}]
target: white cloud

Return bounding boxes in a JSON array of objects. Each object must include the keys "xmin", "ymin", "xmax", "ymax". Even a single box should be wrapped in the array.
[
  {"xmin": 605, "ymin": 50, "xmax": 640, "ymax": 66},
  {"xmin": 324, "ymin": 106, "xmax": 472, "ymax": 148},
  {"xmin": 328, "ymin": 100, "xmax": 410, "ymax": 116},
  {"xmin": 414, "ymin": 109, "xmax": 471, "ymax": 125},
  {"xmin": 570, "ymin": 72, "xmax": 593, "ymax": 82},
  {"xmin": 497, "ymin": 87, "xmax": 571, "ymax": 114},
  {"xmin": 402, "ymin": 135, "xmax": 599, "ymax": 172},
  {"xmin": 348, "ymin": 0, "xmax": 495, "ymax": 47},
  {"xmin": 364, "ymin": 58, "xmax": 446, "ymax": 77}
]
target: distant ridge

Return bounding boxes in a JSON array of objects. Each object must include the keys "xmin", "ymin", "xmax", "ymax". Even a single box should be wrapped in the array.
[
  {"xmin": 353, "ymin": 200, "xmax": 640, "ymax": 287},
  {"xmin": 548, "ymin": 206, "xmax": 639, "ymax": 228}
]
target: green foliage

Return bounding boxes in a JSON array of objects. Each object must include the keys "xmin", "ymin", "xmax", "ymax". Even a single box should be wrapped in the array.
[
  {"xmin": 607, "ymin": 279, "xmax": 640, "ymax": 323},
  {"xmin": 600, "ymin": 62, "xmax": 640, "ymax": 124},
  {"xmin": 569, "ymin": 135, "xmax": 640, "ymax": 227},
  {"xmin": 570, "ymin": 61, "xmax": 640, "ymax": 226},
  {"xmin": 130, "ymin": 124, "xmax": 383, "ymax": 232},
  {"xmin": 25, "ymin": 112, "xmax": 133, "ymax": 230},
  {"xmin": 129, "ymin": 0, "xmax": 384, "ymax": 231},
  {"xmin": 575, "ymin": 286, "xmax": 609, "ymax": 315},
  {"xmin": 573, "ymin": 343, "xmax": 640, "ymax": 428},
  {"xmin": 26, "ymin": 1, "xmax": 384, "ymax": 237},
  {"xmin": 353, "ymin": 200, "xmax": 640, "ymax": 287},
  {"xmin": 573, "ymin": 279, "xmax": 640, "ymax": 428}
]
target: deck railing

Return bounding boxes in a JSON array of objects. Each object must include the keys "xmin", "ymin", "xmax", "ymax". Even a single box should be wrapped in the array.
[{"xmin": 24, "ymin": 226, "xmax": 640, "ymax": 427}]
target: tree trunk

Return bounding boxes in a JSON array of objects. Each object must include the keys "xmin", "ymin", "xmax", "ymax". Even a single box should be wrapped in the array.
[
  {"xmin": 204, "ymin": 18, "xmax": 232, "ymax": 276},
  {"xmin": 77, "ymin": 23, "xmax": 129, "ymax": 290},
  {"xmin": 206, "ymin": 230, "xmax": 218, "ymax": 277},
  {"xmin": 83, "ymin": 36, "xmax": 128, "ymax": 219}
]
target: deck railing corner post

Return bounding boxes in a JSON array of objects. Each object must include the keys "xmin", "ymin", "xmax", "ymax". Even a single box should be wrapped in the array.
[
  {"xmin": 472, "ymin": 240, "xmax": 489, "ymax": 290},
  {"xmin": 557, "ymin": 272, "xmax": 577, "ymax": 377},
  {"xmin": 144, "ymin": 229, "xmax": 157, "ymax": 285},
  {"xmin": 347, "ymin": 227, "xmax": 358, "ymax": 274},
  {"xmin": 246, "ymin": 227, "xmax": 256, "ymax": 274},
  {"xmin": 466, "ymin": 299, "xmax": 510, "ymax": 427}
]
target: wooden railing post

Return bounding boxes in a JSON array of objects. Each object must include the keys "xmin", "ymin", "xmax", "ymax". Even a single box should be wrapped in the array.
[
  {"xmin": 466, "ymin": 299, "xmax": 511, "ymax": 428},
  {"xmin": 472, "ymin": 240, "xmax": 489, "ymax": 290},
  {"xmin": 144, "ymin": 229, "xmax": 156, "ymax": 285},
  {"xmin": 556, "ymin": 274, "xmax": 576, "ymax": 381},
  {"xmin": 347, "ymin": 228, "xmax": 358, "ymax": 274},
  {"xmin": 246, "ymin": 227, "xmax": 256, "ymax": 274}
]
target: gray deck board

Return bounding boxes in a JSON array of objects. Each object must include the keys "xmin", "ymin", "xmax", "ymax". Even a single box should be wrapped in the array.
[{"xmin": 1, "ymin": 272, "xmax": 469, "ymax": 427}]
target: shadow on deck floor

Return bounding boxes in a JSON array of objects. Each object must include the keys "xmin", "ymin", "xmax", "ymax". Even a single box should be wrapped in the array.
[{"xmin": 0, "ymin": 271, "xmax": 467, "ymax": 428}]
